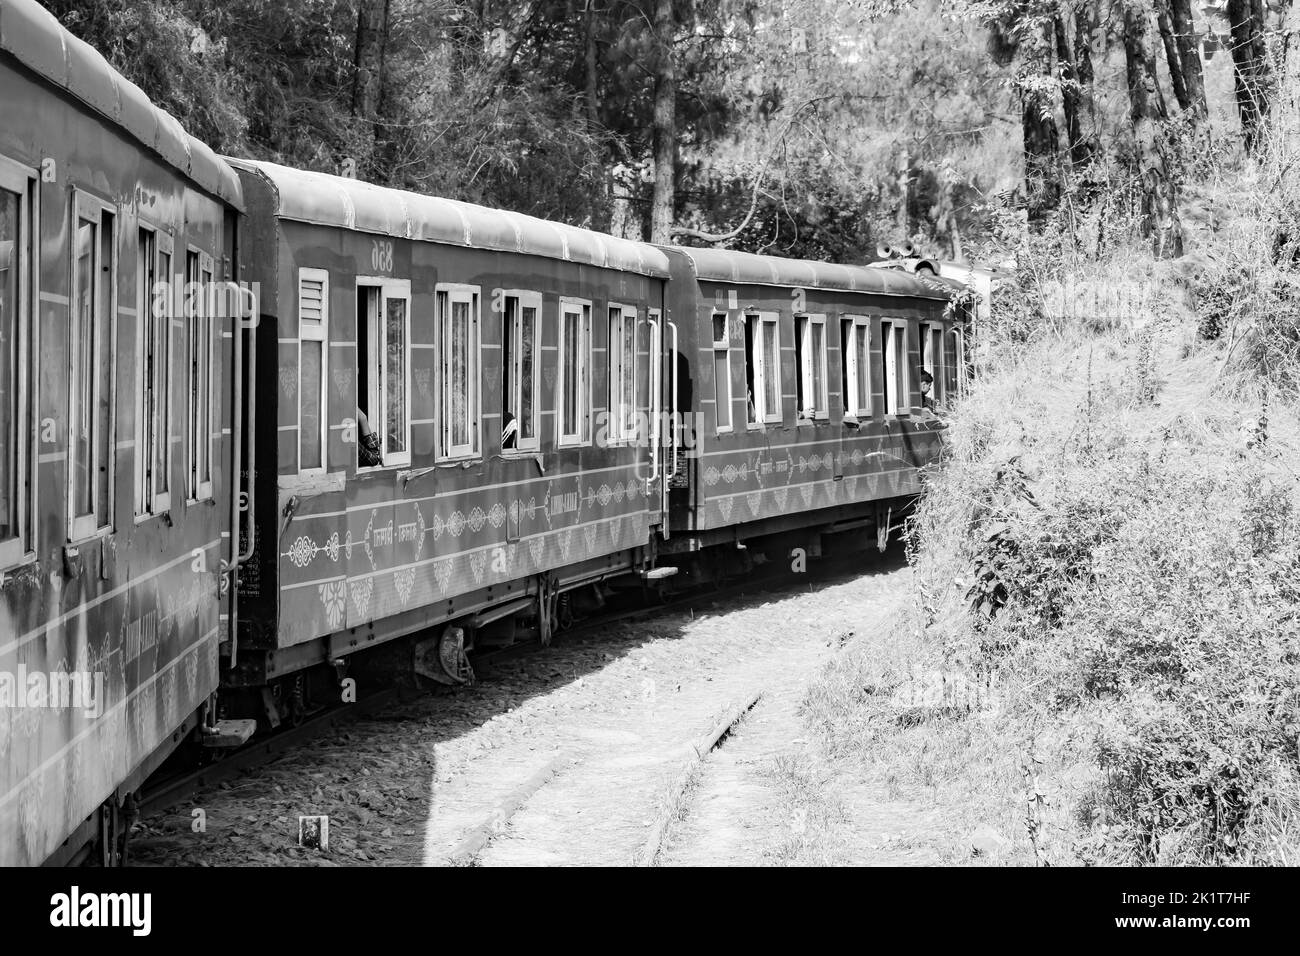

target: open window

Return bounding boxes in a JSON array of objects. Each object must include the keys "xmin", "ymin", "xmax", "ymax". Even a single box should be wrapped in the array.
[
  {"xmin": 136, "ymin": 224, "xmax": 173, "ymax": 516},
  {"xmin": 437, "ymin": 284, "xmax": 480, "ymax": 461},
  {"xmin": 502, "ymin": 291, "xmax": 540, "ymax": 452},
  {"xmin": 921, "ymin": 319, "xmax": 945, "ymax": 407},
  {"xmin": 298, "ymin": 268, "xmax": 329, "ymax": 475},
  {"xmin": 841, "ymin": 314, "xmax": 872, "ymax": 420},
  {"xmin": 711, "ymin": 311, "xmax": 732, "ymax": 434},
  {"xmin": 357, "ymin": 277, "xmax": 412, "ymax": 468},
  {"xmin": 69, "ymin": 192, "xmax": 117, "ymax": 539},
  {"xmin": 558, "ymin": 298, "xmax": 591, "ymax": 447},
  {"xmin": 184, "ymin": 247, "xmax": 215, "ymax": 501},
  {"xmin": 0, "ymin": 156, "xmax": 35, "ymax": 567},
  {"xmin": 881, "ymin": 317, "xmax": 910, "ymax": 416},
  {"xmin": 744, "ymin": 311, "xmax": 781, "ymax": 426},
  {"xmin": 607, "ymin": 304, "xmax": 637, "ymax": 444},
  {"xmin": 795, "ymin": 313, "xmax": 829, "ymax": 421}
]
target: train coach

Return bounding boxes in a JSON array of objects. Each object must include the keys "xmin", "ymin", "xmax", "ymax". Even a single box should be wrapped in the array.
[
  {"xmin": 0, "ymin": 0, "xmax": 248, "ymax": 865},
  {"xmin": 216, "ymin": 154, "xmax": 969, "ymax": 729},
  {"xmin": 0, "ymin": 0, "xmax": 971, "ymax": 867},
  {"xmin": 655, "ymin": 246, "xmax": 966, "ymax": 568},
  {"xmin": 221, "ymin": 160, "xmax": 674, "ymax": 722}
]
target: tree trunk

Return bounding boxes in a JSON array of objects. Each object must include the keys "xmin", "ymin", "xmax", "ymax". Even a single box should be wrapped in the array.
[
  {"xmin": 585, "ymin": 1, "xmax": 599, "ymax": 129},
  {"xmin": 1156, "ymin": 4, "xmax": 1190, "ymax": 112},
  {"xmin": 1075, "ymin": 2, "xmax": 1100, "ymax": 152},
  {"xmin": 1055, "ymin": 11, "xmax": 1093, "ymax": 168},
  {"xmin": 1227, "ymin": 0, "xmax": 1273, "ymax": 153},
  {"xmin": 351, "ymin": 0, "xmax": 389, "ymax": 121},
  {"xmin": 1021, "ymin": 21, "xmax": 1061, "ymax": 227},
  {"xmin": 1168, "ymin": 0, "xmax": 1207, "ymax": 118},
  {"xmin": 1279, "ymin": 0, "xmax": 1300, "ymax": 148},
  {"xmin": 1123, "ymin": 2, "xmax": 1183, "ymax": 257},
  {"xmin": 650, "ymin": 0, "xmax": 675, "ymax": 244},
  {"xmin": 897, "ymin": 150, "xmax": 911, "ymax": 237}
]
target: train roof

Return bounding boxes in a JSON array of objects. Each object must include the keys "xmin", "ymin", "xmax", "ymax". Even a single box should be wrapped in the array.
[
  {"xmin": 226, "ymin": 159, "xmax": 673, "ymax": 280},
  {"xmin": 0, "ymin": 0, "xmax": 242, "ymax": 209},
  {"xmin": 667, "ymin": 245, "xmax": 964, "ymax": 300}
]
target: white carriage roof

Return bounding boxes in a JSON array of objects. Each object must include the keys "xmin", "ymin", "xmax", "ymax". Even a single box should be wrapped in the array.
[
  {"xmin": 226, "ymin": 159, "xmax": 674, "ymax": 279},
  {"xmin": 0, "ymin": 0, "xmax": 243, "ymax": 209},
  {"xmin": 672, "ymin": 245, "xmax": 964, "ymax": 300}
]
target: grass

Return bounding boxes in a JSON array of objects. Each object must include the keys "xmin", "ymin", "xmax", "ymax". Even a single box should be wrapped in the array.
[{"xmin": 796, "ymin": 139, "xmax": 1300, "ymax": 866}]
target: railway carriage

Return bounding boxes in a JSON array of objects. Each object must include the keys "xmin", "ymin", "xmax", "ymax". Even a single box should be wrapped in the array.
[
  {"xmin": 224, "ymin": 160, "xmax": 674, "ymax": 717},
  {"xmin": 1, "ymin": 0, "xmax": 972, "ymax": 867},
  {"xmin": 657, "ymin": 246, "xmax": 966, "ymax": 564},
  {"xmin": 0, "ymin": 0, "xmax": 245, "ymax": 865}
]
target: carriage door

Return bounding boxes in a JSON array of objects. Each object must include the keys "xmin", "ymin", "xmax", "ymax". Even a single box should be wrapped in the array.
[{"xmin": 645, "ymin": 306, "xmax": 667, "ymax": 530}]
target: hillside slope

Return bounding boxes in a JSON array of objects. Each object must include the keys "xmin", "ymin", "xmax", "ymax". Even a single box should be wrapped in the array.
[{"xmin": 800, "ymin": 172, "xmax": 1300, "ymax": 865}]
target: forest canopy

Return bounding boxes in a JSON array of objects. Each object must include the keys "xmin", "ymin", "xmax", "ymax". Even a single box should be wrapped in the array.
[{"xmin": 46, "ymin": 0, "xmax": 1297, "ymax": 262}]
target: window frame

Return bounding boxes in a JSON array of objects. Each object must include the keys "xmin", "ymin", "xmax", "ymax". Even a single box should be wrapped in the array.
[
  {"xmin": 68, "ymin": 189, "xmax": 118, "ymax": 541},
  {"xmin": 436, "ymin": 282, "xmax": 480, "ymax": 462},
  {"xmin": 134, "ymin": 222, "xmax": 174, "ymax": 519},
  {"xmin": 557, "ymin": 296, "xmax": 592, "ymax": 448},
  {"xmin": 745, "ymin": 310, "xmax": 781, "ymax": 428},
  {"xmin": 921, "ymin": 319, "xmax": 945, "ymax": 406},
  {"xmin": 606, "ymin": 302, "xmax": 638, "ymax": 446},
  {"xmin": 297, "ymin": 267, "xmax": 329, "ymax": 476},
  {"xmin": 0, "ymin": 155, "xmax": 37, "ymax": 569},
  {"xmin": 183, "ymin": 246, "xmax": 216, "ymax": 503},
  {"xmin": 356, "ymin": 275, "xmax": 412, "ymax": 470},
  {"xmin": 795, "ymin": 312, "xmax": 829, "ymax": 422},
  {"xmin": 842, "ymin": 314, "xmax": 872, "ymax": 421},
  {"xmin": 711, "ymin": 311, "xmax": 732, "ymax": 435},
  {"xmin": 501, "ymin": 289, "xmax": 542, "ymax": 453},
  {"xmin": 881, "ymin": 317, "xmax": 911, "ymax": 417}
]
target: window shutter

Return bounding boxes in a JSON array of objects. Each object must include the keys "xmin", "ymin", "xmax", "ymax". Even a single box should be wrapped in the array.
[{"xmin": 299, "ymin": 272, "xmax": 326, "ymax": 323}]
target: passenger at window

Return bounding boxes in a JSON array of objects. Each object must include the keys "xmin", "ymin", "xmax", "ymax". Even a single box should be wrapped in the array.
[
  {"xmin": 501, "ymin": 411, "xmax": 518, "ymax": 449},
  {"xmin": 918, "ymin": 370, "xmax": 937, "ymax": 413},
  {"xmin": 357, "ymin": 406, "xmax": 382, "ymax": 467}
]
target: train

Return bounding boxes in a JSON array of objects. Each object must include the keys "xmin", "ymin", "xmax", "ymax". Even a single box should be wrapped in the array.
[{"xmin": 0, "ymin": 0, "xmax": 970, "ymax": 866}]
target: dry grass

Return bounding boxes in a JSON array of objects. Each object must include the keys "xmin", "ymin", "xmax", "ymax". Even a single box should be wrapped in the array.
[{"xmin": 798, "ymin": 140, "xmax": 1300, "ymax": 866}]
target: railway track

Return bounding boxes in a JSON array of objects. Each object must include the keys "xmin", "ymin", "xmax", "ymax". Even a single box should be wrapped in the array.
[
  {"xmin": 430, "ymin": 690, "xmax": 765, "ymax": 867},
  {"xmin": 135, "ymin": 557, "xmax": 820, "ymax": 826},
  {"xmin": 138, "ymin": 686, "xmax": 410, "ymax": 819},
  {"xmin": 130, "ymin": 550, "xmax": 883, "ymax": 868}
]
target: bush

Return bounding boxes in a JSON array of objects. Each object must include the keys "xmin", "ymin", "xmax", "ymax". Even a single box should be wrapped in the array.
[{"xmin": 900, "ymin": 229, "xmax": 1300, "ymax": 862}]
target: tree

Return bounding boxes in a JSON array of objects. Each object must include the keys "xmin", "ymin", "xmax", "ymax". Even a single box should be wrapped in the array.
[
  {"xmin": 351, "ymin": 0, "xmax": 392, "ymax": 177},
  {"xmin": 1122, "ymin": 0, "xmax": 1183, "ymax": 256},
  {"xmin": 1226, "ymin": 0, "xmax": 1273, "ymax": 153},
  {"xmin": 1055, "ymin": 5, "xmax": 1096, "ymax": 168},
  {"xmin": 650, "ymin": 0, "xmax": 676, "ymax": 244},
  {"xmin": 1019, "ymin": 17, "xmax": 1062, "ymax": 226},
  {"xmin": 352, "ymin": 0, "xmax": 390, "ymax": 121},
  {"xmin": 1155, "ymin": 2, "xmax": 1190, "ymax": 112},
  {"xmin": 1165, "ymin": 0, "xmax": 1207, "ymax": 119}
]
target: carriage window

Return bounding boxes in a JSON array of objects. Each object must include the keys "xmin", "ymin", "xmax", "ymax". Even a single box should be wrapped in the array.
[
  {"xmin": 712, "ymin": 312, "xmax": 732, "ymax": 434},
  {"xmin": 70, "ymin": 196, "xmax": 116, "ymax": 539},
  {"xmin": 558, "ymin": 299, "xmax": 591, "ymax": 447},
  {"xmin": 184, "ymin": 249, "xmax": 215, "ymax": 500},
  {"xmin": 881, "ymin": 318, "xmax": 910, "ymax": 415},
  {"xmin": 841, "ymin": 315, "xmax": 872, "ymax": 419},
  {"xmin": 136, "ymin": 227, "xmax": 173, "ymax": 515},
  {"xmin": 744, "ymin": 311, "xmax": 780, "ymax": 426},
  {"xmin": 607, "ymin": 304, "xmax": 637, "ymax": 444},
  {"xmin": 0, "ymin": 162, "xmax": 34, "ymax": 566},
  {"xmin": 502, "ymin": 292, "xmax": 540, "ymax": 451},
  {"xmin": 795, "ymin": 314, "xmax": 828, "ymax": 421},
  {"xmin": 298, "ymin": 268, "xmax": 329, "ymax": 474},
  {"xmin": 437, "ymin": 285, "xmax": 479, "ymax": 460},
  {"xmin": 921, "ymin": 320, "xmax": 945, "ymax": 406},
  {"xmin": 357, "ymin": 278, "xmax": 411, "ymax": 468}
]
